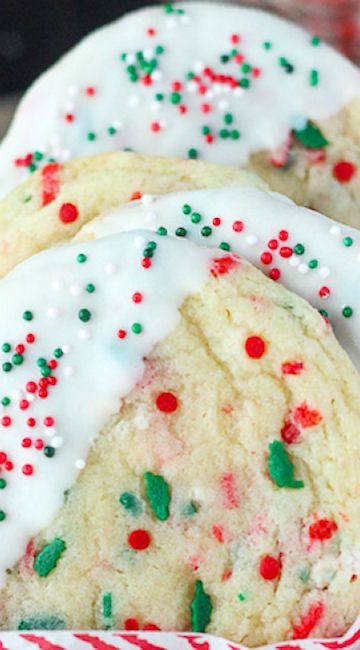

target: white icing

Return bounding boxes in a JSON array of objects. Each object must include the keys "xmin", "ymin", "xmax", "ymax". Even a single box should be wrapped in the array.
[
  {"xmin": 80, "ymin": 186, "xmax": 360, "ymax": 368},
  {"xmin": 0, "ymin": 230, "xmax": 213, "ymax": 585},
  {"xmin": 0, "ymin": 3, "xmax": 359, "ymax": 196}
]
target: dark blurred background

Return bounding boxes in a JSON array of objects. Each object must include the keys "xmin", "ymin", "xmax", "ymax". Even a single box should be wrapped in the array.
[{"xmin": 0, "ymin": 0, "xmax": 359, "ymax": 137}]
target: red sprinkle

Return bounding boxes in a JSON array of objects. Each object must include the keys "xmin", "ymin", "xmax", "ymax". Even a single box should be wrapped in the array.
[
  {"xmin": 212, "ymin": 217, "xmax": 221, "ymax": 226},
  {"xmin": 147, "ymin": 27, "xmax": 156, "ymax": 37},
  {"xmin": 282, "ymin": 361, "xmax": 304, "ymax": 375},
  {"xmin": 19, "ymin": 400, "xmax": 30, "ymax": 410},
  {"xmin": 130, "ymin": 191, "xmax": 142, "ymax": 201},
  {"xmin": 292, "ymin": 402, "xmax": 322, "ymax": 428},
  {"xmin": 132, "ymin": 292, "xmax": 143, "ymax": 303},
  {"xmin": 16, "ymin": 344, "xmax": 25, "ymax": 354},
  {"xmin": 259, "ymin": 555, "xmax": 281, "ymax": 580},
  {"xmin": 4, "ymin": 460, "xmax": 13, "ymax": 470},
  {"xmin": 0, "ymin": 452, "xmax": 7, "ymax": 464},
  {"xmin": 231, "ymin": 33, "xmax": 240, "ymax": 43},
  {"xmin": 27, "ymin": 418, "xmax": 36, "ymax": 427},
  {"xmin": 85, "ymin": 86, "xmax": 96, "ymax": 96},
  {"xmin": 41, "ymin": 163, "xmax": 61, "ymax": 207},
  {"xmin": 21, "ymin": 438, "xmax": 32, "ymax": 448},
  {"xmin": 260, "ymin": 251, "xmax": 273, "ymax": 265},
  {"xmin": 268, "ymin": 239, "xmax": 278, "ymax": 250},
  {"xmin": 26, "ymin": 333, "xmax": 35, "ymax": 344},
  {"xmin": 212, "ymin": 524, "xmax": 225, "ymax": 543},
  {"xmin": 1, "ymin": 417, "xmax": 11, "ymax": 427},
  {"xmin": 211, "ymin": 255, "xmax": 240, "ymax": 277},
  {"xmin": 319, "ymin": 286, "xmax": 330, "ymax": 299},
  {"xmin": 220, "ymin": 473, "xmax": 239, "ymax": 509},
  {"xmin": 150, "ymin": 121, "xmax": 161, "ymax": 132},
  {"xmin": 156, "ymin": 392, "xmax": 178, "ymax": 413},
  {"xmin": 26, "ymin": 382, "xmax": 37, "ymax": 394},
  {"xmin": 117, "ymin": 330, "xmax": 127, "ymax": 339},
  {"xmin": 22, "ymin": 464, "xmax": 33, "ymax": 476},
  {"xmin": 279, "ymin": 246, "xmax": 293, "ymax": 258},
  {"xmin": 292, "ymin": 602, "xmax": 324, "ymax": 639},
  {"xmin": 34, "ymin": 439, "xmax": 44, "ymax": 450},
  {"xmin": 279, "ymin": 230, "xmax": 289, "ymax": 241},
  {"xmin": 232, "ymin": 220, "xmax": 244, "ymax": 233},
  {"xmin": 269, "ymin": 268, "xmax": 281, "ymax": 281},
  {"xmin": 245, "ymin": 336, "xmax": 266, "ymax": 359},
  {"xmin": 124, "ymin": 618, "xmax": 140, "ymax": 631},
  {"xmin": 142, "ymin": 258, "xmax": 152, "ymax": 269},
  {"xmin": 309, "ymin": 518, "xmax": 338, "ymax": 541},
  {"xmin": 143, "ymin": 623, "xmax": 161, "ymax": 631},
  {"xmin": 128, "ymin": 529, "xmax": 151, "ymax": 550},
  {"xmin": 44, "ymin": 417, "xmax": 54, "ymax": 427},
  {"xmin": 281, "ymin": 419, "xmax": 301, "ymax": 444},
  {"xmin": 333, "ymin": 161, "xmax": 356, "ymax": 183},
  {"xmin": 59, "ymin": 202, "xmax": 79, "ymax": 224}
]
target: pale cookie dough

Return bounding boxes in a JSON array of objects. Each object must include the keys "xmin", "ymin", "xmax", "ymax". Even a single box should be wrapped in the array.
[
  {"xmin": 0, "ymin": 229, "xmax": 359, "ymax": 647},
  {"xmin": 0, "ymin": 3, "xmax": 359, "ymax": 225}
]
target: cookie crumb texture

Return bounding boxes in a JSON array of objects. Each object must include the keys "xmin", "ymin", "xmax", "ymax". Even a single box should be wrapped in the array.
[{"xmin": 2, "ymin": 261, "xmax": 360, "ymax": 646}]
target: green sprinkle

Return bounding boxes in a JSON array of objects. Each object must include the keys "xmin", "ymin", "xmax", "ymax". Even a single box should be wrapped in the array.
[
  {"xmin": 186, "ymin": 71, "xmax": 194, "ymax": 80},
  {"xmin": 107, "ymin": 126, "xmax": 117, "ymax": 136},
  {"xmin": 183, "ymin": 501, "xmax": 198, "ymax": 516},
  {"xmin": 293, "ymin": 121, "xmax": 328, "ymax": 148},
  {"xmin": 191, "ymin": 212, "xmax": 201, "ymax": 224},
  {"xmin": 77, "ymin": 253, "xmax": 87, "ymax": 263},
  {"xmin": 24, "ymin": 195, "xmax": 32, "ymax": 203},
  {"xmin": 28, "ymin": 164, "xmax": 37, "ymax": 173},
  {"xmin": 146, "ymin": 241, "xmax": 157, "ymax": 251},
  {"xmin": 18, "ymin": 616, "xmax": 66, "ymax": 631},
  {"xmin": 0, "ymin": 479, "xmax": 6, "ymax": 489},
  {"xmin": 34, "ymin": 538, "xmax": 66, "ymax": 577},
  {"xmin": 294, "ymin": 243, "xmax": 305, "ymax": 255},
  {"xmin": 263, "ymin": 41, "xmax": 272, "ymax": 50},
  {"xmin": 231, "ymin": 129, "xmax": 240, "ymax": 139},
  {"xmin": 220, "ymin": 129, "xmax": 229, "ymax": 139},
  {"xmin": 311, "ymin": 35, "xmax": 320, "ymax": 46},
  {"xmin": 86, "ymin": 283, "xmax": 95, "ymax": 293},
  {"xmin": 319, "ymin": 308, "xmax": 329, "ymax": 318},
  {"xmin": 298, "ymin": 567, "xmax": 310, "ymax": 583},
  {"xmin": 23, "ymin": 311, "xmax": 33, "ymax": 321},
  {"xmin": 79, "ymin": 309, "xmax": 91, "ymax": 323},
  {"xmin": 143, "ymin": 248, "xmax": 153, "ymax": 258},
  {"xmin": 238, "ymin": 593, "xmax": 246, "ymax": 601},
  {"xmin": 87, "ymin": 132, "xmax": 96, "ymax": 141},
  {"xmin": 131, "ymin": 323, "xmax": 142, "ymax": 334},
  {"xmin": 201, "ymin": 226, "xmax": 212, "ymax": 237},
  {"xmin": 0, "ymin": 511, "xmax": 6, "ymax": 521},
  {"xmin": 119, "ymin": 492, "xmax": 143, "ymax": 516},
  {"xmin": 219, "ymin": 242, "xmax": 231, "ymax": 251},
  {"xmin": 308, "ymin": 259, "xmax": 318, "ymax": 269},
  {"xmin": 41, "ymin": 367, "xmax": 51, "ymax": 378},
  {"xmin": 155, "ymin": 45, "xmax": 164, "ymax": 55},
  {"xmin": 170, "ymin": 91, "xmax": 181, "ymax": 104},
  {"xmin": 155, "ymin": 93, "xmax": 164, "ymax": 101},
  {"xmin": 1, "ymin": 397, "xmax": 10, "ymax": 407},
  {"xmin": 224, "ymin": 113, "xmax": 233, "ymax": 124},
  {"xmin": 310, "ymin": 69, "xmax": 319, "ymax": 87},
  {"xmin": 164, "ymin": 3, "xmax": 174, "ymax": 13},
  {"xmin": 182, "ymin": 204, "xmax": 191, "ymax": 215},
  {"xmin": 37, "ymin": 357, "xmax": 47, "ymax": 367},
  {"xmin": 239, "ymin": 78, "xmax": 250, "ymax": 88},
  {"xmin": 241, "ymin": 63, "xmax": 251, "ymax": 74},
  {"xmin": 2, "ymin": 343, "xmax": 11, "ymax": 353},
  {"xmin": 343, "ymin": 236, "xmax": 353, "ymax": 247},
  {"xmin": 103, "ymin": 592, "xmax": 112, "ymax": 618},
  {"xmin": 202, "ymin": 125, "xmax": 210, "ymax": 135},
  {"xmin": 2, "ymin": 363, "xmax": 12, "ymax": 373},
  {"xmin": 190, "ymin": 580, "xmax": 212, "ymax": 632},
  {"xmin": 188, "ymin": 148, "xmax": 198, "ymax": 160},
  {"xmin": 268, "ymin": 440, "xmax": 304, "ymax": 489},
  {"xmin": 220, "ymin": 54, "xmax": 230, "ymax": 64},
  {"xmin": 12, "ymin": 354, "xmax": 24, "ymax": 366},
  {"xmin": 44, "ymin": 446, "xmax": 56, "ymax": 458},
  {"xmin": 342, "ymin": 306, "xmax": 353, "ymax": 318},
  {"xmin": 54, "ymin": 348, "xmax": 63, "ymax": 359},
  {"xmin": 33, "ymin": 151, "xmax": 44, "ymax": 161},
  {"xmin": 176, "ymin": 227, "xmax": 187, "ymax": 237},
  {"xmin": 157, "ymin": 226, "xmax": 167, "ymax": 236},
  {"xmin": 144, "ymin": 471, "xmax": 171, "ymax": 521}
]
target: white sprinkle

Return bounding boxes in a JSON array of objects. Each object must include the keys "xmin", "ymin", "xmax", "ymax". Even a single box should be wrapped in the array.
[
  {"xmin": 289, "ymin": 256, "xmax": 300, "ymax": 267},
  {"xmin": 134, "ymin": 235, "xmax": 147, "ymax": 250},
  {"xmin": 319, "ymin": 267, "xmax": 330, "ymax": 279},
  {"xmin": 128, "ymin": 95, "xmax": 140, "ymax": 108},
  {"xmin": 145, "ymin": 211, "xmax": 157, "ymax": 224},
  {"xmin": 60, "ymin": 149, "xmax": 72, "ymax": 162},
  {"xmin": 233, "ymin": 87, "xmax": 245, "ymax": 98},
  {"xmin": 45, "ymin": 427, "xmax": 56, "ymax": 438},
  {"xmin": 150, "ymin": 101, "xmax": 161, "ymax": 113},
  {"xmin": 64, "ymin": 100, "xmax": 75, "ymax": 113},
  {"xmin": 134, "ymin": 413, "xmax": 149, "ymax": 430},
  {"xmin": 218, "ymin": 100, "xmax": 229, "ymax": 111},
  {"xmin": 187, "ymin": 81, "xmax": 197, "ymax": 93},
  {"xmin": 62, "ymin": 344, "xmax": 71, "ymax": 354},
  {"xmin": 159, "ymin": 120, "xmax": 168, "ymax": 129},
  {"xmin": 180, "ymin": 14, "xmax": 190, "ymax": 23},
  {"xmin": 69, "ymin": 285, "xmax": 82, "ymax": 296},
  {"xmin": 27, "ymin": 394, "xmax": 35, "ymax": 403},
  {"xmin": 63, "ymin": 366, "xmax": 75, "ymax": 377},
  {"xmin": 126, "ymin": 53, "xmax": 136, "ymax": 64},
  {"xmin": 52, "ymin": 436, "xmax": 64, "ymax": 449},
  {"xmin": 75, "ymin": 459, "xmax": 85, "ymax": 470},
  {"xmin": 194, "ymin": 61, "xmax": 204, "ymax": 74},
  {"xmin": 78, "ymin": 328, "xmax": 91, "ymax": 341},
  {"xmin": 113, "ymin": 120, "xmax": 123, "ymax": 130},
  {"xmin": 152, "ymin": 70, "xmax": 163, "ymax": 81},
  {"xmin": 246, "ymin": 235, "xmax": 258, "ymax": 245},
  {"xmin": 298, "ymin": 263, "xmax": 309, "ymax": 274},
  {"xmin": 330, "ymin": 225, "xmax": 342, "ymax": 236},
  {"xmin": 143, "ymin": 48, "xmax": 154, "ymax": 60},
  {"xmin": 166, "ymin": 17, "xmax": 176, "ymax": 28},
  {"xmin": 105, "ymin": 263, "xmax": 117, "ymax": 275},
  {"xmin": 205, "ymin": 90, "xmax": 214, "ymax": 100},
  {"xmin": 67, "ymin": 85, "xmax": 79, "ymax": 97},
  {"xmin": 141, "ymin": 194, "xmax": 154, "ymax": 206},
  {"xmin": 11, "ymin": 390, "xmax": 22, "ymax": 400},
  {"xmin": 47, "ymin": 307, "xmax": 59, "ymax": 319}
]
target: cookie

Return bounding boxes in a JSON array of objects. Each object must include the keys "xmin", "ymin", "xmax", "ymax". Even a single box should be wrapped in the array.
[
  {"xmin": 0, "ymin": 229, "xmax": 359, "ymax": 646},
  {"xmin": 0, "ymin": 3, "xmax": 359, "ymax": 225}
]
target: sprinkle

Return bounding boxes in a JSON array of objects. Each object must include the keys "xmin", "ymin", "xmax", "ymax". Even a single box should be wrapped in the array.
[
  {"xmin": 131, "ymin": 322, "xmax": 142, "ymax": 334},
  {"xmin": 292, "ymin": 602, "xmax": 324, "ymax": 639},
  {"xmin": 119, "ymin": 492, "xmax": 143, "ymax": 516},
  {"xmin": 333, "ymin": 161, "xmax": 356, "ymax": 182},
  {"xmin": 23, "ymin": 311, "xmax": 33, "ymax": 321},
  {"xmin": 156, "ymin": 391, "xmax": 178, "ymax": 413},
  {"xmin": 268, "ymin": 440, "xmax": 304, "ymax": 488},
  {"xmin": 103, "ymin": 593, "xmax": 112, "ymax": 619},
  {"xmin": 281, "ymin": 419, "xmax": 301, "ymax": 444},
  {"xmin": 34, "ymin": 538, "xmax": 66, "ymax": 577},
  {"xmin": 309, "ymin": 518, "xmax": 338, "ymax": 541},
  {"xmin": 124, "ymin": 618, "xmax": 140, "ymax": 631},
  {"xmin": 144, "ymin": 471, "xmax": 171, "ymax": 521},
  {"xmin": 244, "ymin": 335, "xmax": 265, "ymax": 359},
  {"xmin": 342, "ymin": 306, "xmax": 353, "ymax": 318},
  {"xmin": 22, "ymin": 464, "xmax": 34, "ymax": 476},
  {"xmin": 0, "ymin": 511, "xmax": 6, "ymax": 521},
  {"xmin": 343, "ymin": 236, "xmax": 353, "ymax": 247},
  {"xmin": 59, "ymin": 203, "xmax": 79, "ymax": 224},
  {"xmin": 77, "ymin": 253, "xmax": 87, "ymax": 263},
  {"xmin": 281, "ymin": 361, "xmax": 304, "ymax": 375},
  {"xmin": 190, "ymin": 580, "xmax": 212, "ymax": 633},
  {"xmin": 259, "ymin": 555, "xmax": 281, "ymax": 580},
  {"xmin": 78, "ymin": 309, "xmax": 91, "ymax": 322},
  {"xmin": 292, "ymin": 402, "xmax": 322, "ymax": 428},
  {"xmin": 128, "ymin": 529, "xmax": 151, "ymax": 550}
]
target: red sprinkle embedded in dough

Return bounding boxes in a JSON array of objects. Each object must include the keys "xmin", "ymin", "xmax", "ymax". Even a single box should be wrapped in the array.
[
  {"xmin": 210, "ymin": 255, "xmax": 240, "ymax": 277},
  {"xmin": 222, "ymin": 568, "xmax": 233, "ymax": 582},
  {"xmin": 143, "ymin": 623, "xmax": 161, "ymax": 631},
  {"xmin": 59, "ymin": 203, "xmax": 79, "ymax": 224},
  {"xmin": 333, "ymin": 161, "xmax": 356, "ymax": 183},
  {"xmin": 156, "ymin": 392, "xmax": 178, "ymax": 413},
  {"xmin": 219, "ymin": 473, "xmax": 239, "ymax": 509},
  {"xmin": 41, "ymin": 163, "xmax": 61, "ymax": 207},
  {"xmin": 282, "ymin": 361, "xmax": 304, "ymax": 375},
  {"xmin": 212, "ymin": 524, "xmax": 225, "ymax": 543},
  {"xmin": 259, "ymin": 555, "xmax": 281, "ymax": 580},
  {"xmin": 309, "ymin": 518, "xmax": 338, "ymax": 541},
  {"xmin": 245, "ymin": 336, "xmax": 266, "ymax": 359},
  {"xmin": 128, "ymin": 529, "xmax": 151, "ymax": 550},
  {"xmin": 292, "ymin": 402, "xmax": 322, "ymax": 428},
  {"xmin": 131, "ymin": 191, "xmax": 142, "ymax": 201},
  {"xmin": 291, "ymin": 602, "xmax": 325, "ymax": 639},
  {"xmin": 281, "ymin": 419, "xmax": 301, "ymax": 444},
  {"xmin": 124, "ymin": 618, "xmax": 140, "ymax": 631}
]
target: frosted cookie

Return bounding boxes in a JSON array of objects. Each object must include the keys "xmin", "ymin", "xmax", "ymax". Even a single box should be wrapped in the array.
[
  {"xmin": 0, "ymin": 229, "xmax": 360, "ymax": 646},
  {"xmin": 0, "ymin": 3, "xmax": 359, "ymax": 225}
]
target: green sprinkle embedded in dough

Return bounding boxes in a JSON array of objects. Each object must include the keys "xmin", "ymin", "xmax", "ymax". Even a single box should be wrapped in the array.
[
  {"xmin": 144, "ymin": 472, "xmax": 171, "ymax": 521},
  {"xmin": 183, "ymin": 501, "xmax": 198, "ymax": 516},
  {"xmin": 34, "ymin": 538, "xmax": 66, "ymax": 577},
  {"xmin": 190, "ymin": 580, "xmax": 212, "ymax": 632},
  {"xmin": 293, "ymin": 121, "xmax": 328, "ymax": 149},
  {"xmin": 176, "ymin": 227, "xmax": 187, "ymax": 237},
  {"xmin": 119, "ymin": 491, "xmax": 142, "ymax": 516},
  {"xmin": 238, "ymin": 593, "xmax": 246, "ymax": 601},
  {"xmin": 77, "ymin": 253, "xmax": 87, "ymax": 264},
  {"xmin": 86, "ymin": 283, "xmax": 96, "ymax": 294},
  {"xmin": 23, "ymin": 311, "xmax": 33, "ymax": 321},
  {"xmin": 103, "ymin": 592, "xmax": 112, "ymax": 618},
  {"xmin": 24, "ymin": 195, "xmax": 32, "ymax": 203},
  {"xmin": 2, "ymin": 363, "xmax": 12, "ymax": 373},
  {"xmin": 268, "ymin": 440, "xmax": 304, "ymax": 489},
  {"xmin": 79, "ymin": 308, "xmax": 91, "ymax": 323},
  {"xmin": 298, "ymin": 567, "xmax": 310, "ymax": 583},
  {"xmin": 1, "ymin": 397, "xmax": 10, "ymax": 406},
  {"xmin": 18, "ymin": 615, "xmax": 66, "ymax": 630}
]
